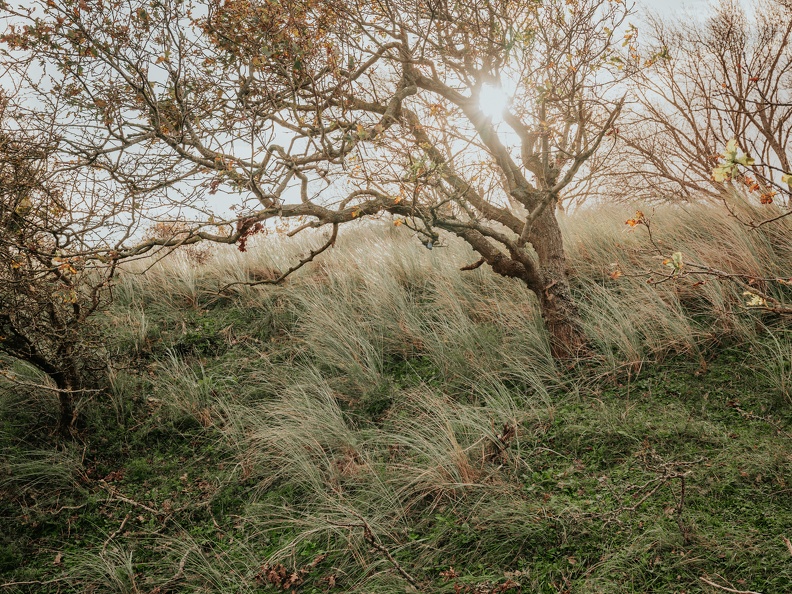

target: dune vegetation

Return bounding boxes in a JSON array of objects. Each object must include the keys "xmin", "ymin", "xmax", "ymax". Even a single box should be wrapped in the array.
[
  {"xmin": 2, "ymin": 0, "xmax": 792, "ymax": 591},
  {"xmin": 1, "ymin": 199, "xmax": 791, "ymax": 593}
]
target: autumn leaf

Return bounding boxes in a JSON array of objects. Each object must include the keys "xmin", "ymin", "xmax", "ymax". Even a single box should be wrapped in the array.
[
  {"xmin": 440, "ymin": 567, "xmax": 460, "ymax": 581},
  {"xmin": 428, "ymin": 103, "xmax": 446, "ymax": 116},
  {"xmin": 625, "ymin": 210, "xmax": 645, "ymax": 227},
  {"xmin": 742, "ymin": 176, "xmax": 759, "ymax": 192},
  {"xmin": 760, "ymin": 191, "xmax": 775, "ymax": 204},
  {"xmin": 723, "ymin": 139, "xmax": 739, "ymax": 160}
]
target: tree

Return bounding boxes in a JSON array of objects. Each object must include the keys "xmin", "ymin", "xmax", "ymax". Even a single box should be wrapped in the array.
[
  {"xmin": 2, "ymin": 0, "xmax": 630, "ymax": 356},
  {"xmin": 611, "ymin": 0, "xmax": 792, "ymax": 206},
  {"xmin": 0, "ymin": 91, "xmax": 117, "ymax": 434}
]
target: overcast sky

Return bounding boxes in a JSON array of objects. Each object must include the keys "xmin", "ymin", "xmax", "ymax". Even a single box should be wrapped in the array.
[
  {"xmin": 648, "ymin": 0, "xmax": 710, "ymax": 11},
  {"xmin": 638, "ymin": 0, "xmax": 754, "ymax": 19},
  {"xmin": 635, "ymin": 0, "xmax": 709, "ymax": 22}
]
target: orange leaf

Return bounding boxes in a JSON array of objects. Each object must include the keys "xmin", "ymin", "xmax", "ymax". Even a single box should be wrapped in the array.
[{"xmin": 626, "ymin": 210, "xmax": 645, "ymax": 227}]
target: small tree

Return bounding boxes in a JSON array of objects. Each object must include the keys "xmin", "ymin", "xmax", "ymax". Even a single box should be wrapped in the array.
[
  {"xmin": 0, "ymin": 92, "xmax": 116, "ymax": 434},
  {"xmin": 3, "ymin": 0, "xmax": 631, "ymax": 356},
  {"xmin": 611, "ymin": 0, "xmax": 792, "ymax": 205}
]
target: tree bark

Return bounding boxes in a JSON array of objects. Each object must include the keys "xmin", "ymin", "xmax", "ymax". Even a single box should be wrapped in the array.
[
  {"xmin": 452, "ymin": 220, "xmax": 586, "ymax": 358},
  {"xmin": 529, "ymin": 207, "xmax": 588, "ymax": 358},
  {"xmin": 58, "ymin": 389, "xmax": 74, "ymax": 437},
  {"xmin": 53, "ymin": 366, "xmax": 78, "ymax": 437}
]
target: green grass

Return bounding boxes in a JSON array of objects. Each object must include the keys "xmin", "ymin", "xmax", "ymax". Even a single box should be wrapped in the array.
[{"xmin": 1, "ymin": 203, "xmax": 791, "ymax": 593}]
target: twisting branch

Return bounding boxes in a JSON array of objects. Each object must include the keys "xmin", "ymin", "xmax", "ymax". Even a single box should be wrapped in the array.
[
  {"xmin": 2, "ymin": 0, "xmax": 630, "ymax": 357},
  {"xmin": 460, "ymin": 257, "xmax": 486, "ymax": 271},
  {"xmin": 217, "ymin": 223, "xmax": 339, "ymax": 294}
]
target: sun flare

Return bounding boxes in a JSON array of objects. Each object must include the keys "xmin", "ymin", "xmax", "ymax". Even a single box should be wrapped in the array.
[{"xmin": 479, "ymin": 83, "xmax": 511, "ymax": 123}]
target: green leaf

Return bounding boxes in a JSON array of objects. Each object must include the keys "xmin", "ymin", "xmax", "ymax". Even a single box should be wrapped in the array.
[
  {"xmin": 713, "ymin": 164, "xmax": 736, "ymax": 182},
  {"xmin": 663, "ymin": 251, "xmax": 684, "ymax": 272},
  {"xmin": 735, "ymin": 154, "xmax": 755, "ymax": 167},
  {"xmin": 723, "ymin": 138, "xmax": 739, "ymax": 160},
  {"xmin": 713, "ymin": 139, "xmax": 753, "ymax": 181}
]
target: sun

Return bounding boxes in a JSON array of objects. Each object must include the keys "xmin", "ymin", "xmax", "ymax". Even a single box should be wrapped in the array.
[{"xmin": 479, "ymin": 83, "xmax": 511, "ymax": 123}]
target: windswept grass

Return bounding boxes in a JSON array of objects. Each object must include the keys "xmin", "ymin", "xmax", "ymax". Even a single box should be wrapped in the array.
[{"xmin": 1, "ymin": 202, "xmax": 791, "ymax": 593}]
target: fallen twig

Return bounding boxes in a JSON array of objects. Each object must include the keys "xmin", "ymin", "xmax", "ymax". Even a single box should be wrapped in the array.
[
  {"xmin": 108, "ymin": 493, "xmax": 161, "ymax": 515},
  {"xmin": 329, "ymin": 511, "xmax": 423, "ymax": 592},
  {"xmin": 1, "ymin": 578, "xmax": 65, "ymax": 588},
  {"xmin": 0, "ymin": 369, "xmax": 102, "ymax": 394},
  {"xmin": 605, "ymin": 458, "xmax": 704, "ymax": 524},
  {"xmin": 102, "ymin": 513, "xmax": 131, "ymax": 553},
  {"xmin": 734, "ymin": 407, "xmax": 792, "ymax": 440},
  {"xmin": 699, "ymin": 576, "xmax": 762, "ymax": 594},
  {"xmin": 160, "ymin": 548, "xmax": 191, "ymax": 588},
  {"xmin": 99, "ymin": 482, "xmax": 162, "ymax": 516}
]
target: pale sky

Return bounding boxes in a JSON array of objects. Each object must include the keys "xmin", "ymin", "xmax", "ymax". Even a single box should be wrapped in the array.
[
  {"xmin": 649, "ymin": 0, "xmax": 709, "ymax": 11},
  {"xmin": 637, "ymin": 0, "xmax": 753, "ymax": 18}
]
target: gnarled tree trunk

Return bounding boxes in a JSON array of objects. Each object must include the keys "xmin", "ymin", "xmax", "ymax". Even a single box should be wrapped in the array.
[
  {"xmin": 529, "ymin": 207, "xmax": 587, "ymax": 358},
  {"xmin": 454, "ymin": 218, "xmax": 586, "ymax": 358}
]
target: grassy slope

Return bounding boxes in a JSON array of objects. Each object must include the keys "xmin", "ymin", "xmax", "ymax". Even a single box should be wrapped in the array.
[{"xmin": 1, "ymin": 203, "xmax": 791, "ymax": 593}]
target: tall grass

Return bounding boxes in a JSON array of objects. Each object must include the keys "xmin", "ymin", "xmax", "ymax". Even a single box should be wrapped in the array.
[
  {"xmin": 752, "ymin": 329, "xmax": 792, "ymax": 405},
  {"xmin": 112, "ymin": 200, "xmax": 788, "ymax": 379},
  {"xmin": 80, "ymin": 201, "xmax": 792, "ymax": 592}
]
